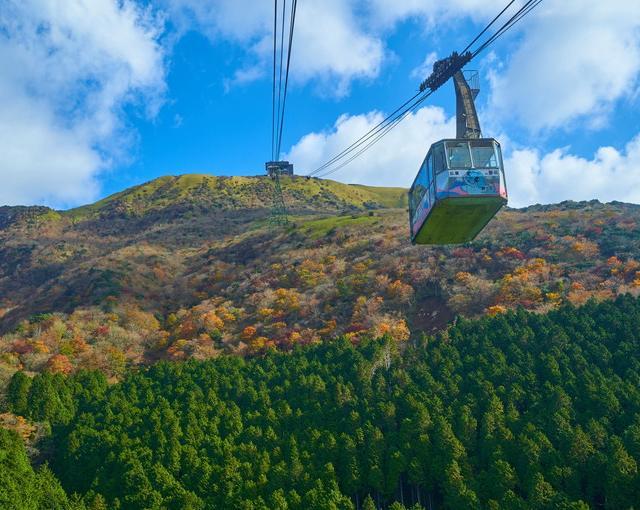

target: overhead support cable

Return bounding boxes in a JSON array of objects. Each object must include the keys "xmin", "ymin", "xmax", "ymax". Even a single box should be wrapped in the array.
[
  {"xmin": 314, "ymin": 91, "xmax": 435, "ymax": 179},
  {"xmin": 276, "ymin": 0, "xmax": 298, "ymax": 159},
  {"xmin": 306, "ymin": 90, "xmax": 423, "ymax": 178},
  {"xmin": 271, "ymin": 0, "xmax": 278, "ymax": 161},
  {"xmin": 459, "ymin": 0, "xmax": 518, "ymax": 55},
  {"xmin": 471, "ymin": 0, "xmax": 542, "ymax": 57},
  {"xmin": 275, "ymin": 0, "xmax": 287, "ymax": 158}
]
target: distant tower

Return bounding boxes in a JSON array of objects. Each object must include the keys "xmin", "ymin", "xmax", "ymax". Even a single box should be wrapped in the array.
[{"xmin": 265, "ymin": 161, "xmax": 294, "ymax": 225}]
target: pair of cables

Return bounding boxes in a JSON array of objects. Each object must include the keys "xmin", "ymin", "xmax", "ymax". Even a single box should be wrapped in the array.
[
  {"xmin": 306, "ymin": 0, "xmax": 543, "ymax": 179},
  {"xmin": 271, "ymin": 0, "xmax": 298, "ymax": 162}
]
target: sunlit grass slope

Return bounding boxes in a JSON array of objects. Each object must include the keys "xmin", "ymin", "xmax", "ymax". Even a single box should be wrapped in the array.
[{"xmin": 64, "ymin": 174, "xmax": 408, "ymax": 219}]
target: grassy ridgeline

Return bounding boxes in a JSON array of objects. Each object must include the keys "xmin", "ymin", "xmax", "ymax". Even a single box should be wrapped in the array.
[{"xmin": 3, "ymin": 296, "xmax": 640, "ymax": 509}]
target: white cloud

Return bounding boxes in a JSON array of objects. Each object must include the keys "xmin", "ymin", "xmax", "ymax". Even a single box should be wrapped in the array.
[
  {"xmin": 0, "ymin": 0, "xmax": 165, "ymax": 207},
  {"xmin": 291, "ymin": 0, "xmax": 383, "ymax": 96},
  {"xmin": 286, "ymin": 106, "xmax": 455, "ymax": 186},
  {"xmin": 223, "ymin": 65, "xmax": 266, "ymax": 93},
  {"xmin": 164, "ymin": 0, "xmax": 383, "ymax": 96},
  {"xmin": 164, "ymin": 0, "xmax": 271, "ymax": 42},
  {"xmin": 367, "ymin": 0, "xmax": 523, "ymax": 29},
  {"xmin": 489, "ymin": 0, "xmax": 640, "ymax": 131},
  {"xmin": 505, "ymin": 135, "xmax": 640, "ymax": 208},
  {"xmin": 410, "ymin": 51, "xmax": 438, "ymax": 81}
]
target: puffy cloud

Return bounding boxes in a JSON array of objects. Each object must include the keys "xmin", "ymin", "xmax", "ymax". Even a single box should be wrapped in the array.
[
  {"xmin": 164, "ymin": 0, "xmax": 383, "ymax": 96},
  {"xmin": 410, "ymin": 51, "xmax": 438, "ymax": 81},
  {"xmin": 0, "ymin": 0, "xmax": 165, "ymax": 207},
  {"xmin": 505, "ymin": 135, "xmax": 640, "ymax": 207},
  {"xmin": 292, "ymin": 0, "xmax": 383, "ymax": 95},
  {"xmin": 489, "ymin": 0, "xmax": 640, "ymax": 131},
  {"xmin": 286, "ymin": 106, "xmax": 455, "ymax": 186},
  {"xmin": 368, "ymin": 0, "xmax": 518, "ymax": 28},
  {"xmin": 163, "ymin": 0, "xmax": 271, "ymax": 42}
]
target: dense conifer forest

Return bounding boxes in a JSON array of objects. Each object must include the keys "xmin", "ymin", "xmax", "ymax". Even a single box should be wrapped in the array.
[{"xmin": 2, "ymin": 296, "xmax": 640, "ymax": 509}]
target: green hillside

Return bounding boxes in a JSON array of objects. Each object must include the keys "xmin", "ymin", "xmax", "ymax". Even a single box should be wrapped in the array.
[{"xmin": 64, "ymin": 174, "xmax": 408, "ymax": 220}]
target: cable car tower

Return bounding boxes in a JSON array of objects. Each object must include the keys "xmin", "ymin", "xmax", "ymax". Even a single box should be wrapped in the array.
[{"xmin": 266, "ymin": 160, "xmax": 293, "ymax": 225}]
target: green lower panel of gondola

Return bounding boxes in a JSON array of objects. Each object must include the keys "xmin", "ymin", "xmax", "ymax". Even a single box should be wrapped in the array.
[{"xmin": 413, "ymin": 196, "xmax": 506, "ymax": 245}]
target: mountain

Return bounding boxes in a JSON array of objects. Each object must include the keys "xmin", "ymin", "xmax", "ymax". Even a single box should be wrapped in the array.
[
  {"xmin": 1, "ymin": 174, "xmax": 640, "ymax": 380},
  {"xmin": 0, "ymin": 174, "xmax": 404, "ymax": 323},
  {"xmin": 2, "ymin": 174, "xmax": 640, "ymax": 509}
]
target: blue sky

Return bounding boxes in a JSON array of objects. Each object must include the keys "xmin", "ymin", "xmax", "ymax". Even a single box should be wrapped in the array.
[{"xmin": 1, "ymin": 0, "xmax": 639, "ymax": 208}]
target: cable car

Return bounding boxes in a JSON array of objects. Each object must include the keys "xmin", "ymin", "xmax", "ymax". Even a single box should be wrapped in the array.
[{"xmin": 409, "ymin": 67, "xmax": 507, "ymax": 244}]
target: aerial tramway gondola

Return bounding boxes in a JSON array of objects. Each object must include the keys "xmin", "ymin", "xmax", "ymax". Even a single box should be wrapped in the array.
[{"xmin": 409, "ymin": 60, "xmax": 507, "ymax": 245}]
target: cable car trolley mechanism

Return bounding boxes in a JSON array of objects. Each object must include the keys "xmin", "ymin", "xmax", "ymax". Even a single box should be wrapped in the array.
[{"xmin": 409, "ymin": 57, "xmax": 507, "ymax": 245}]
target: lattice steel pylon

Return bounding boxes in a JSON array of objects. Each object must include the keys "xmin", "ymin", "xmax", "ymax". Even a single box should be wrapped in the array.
[{"xmin": 266, "ymin": 161, "xmax": 292, "ymax": 225}]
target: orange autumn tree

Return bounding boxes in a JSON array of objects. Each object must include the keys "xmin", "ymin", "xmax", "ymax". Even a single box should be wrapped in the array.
[{"xmin": 46, "ymin": 354, "xmax": 73, "ymax": 374}]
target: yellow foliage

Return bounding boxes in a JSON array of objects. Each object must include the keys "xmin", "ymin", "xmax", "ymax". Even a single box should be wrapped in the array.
[
  {"xmin": 530, "ymin": 258, "xmax": 546, "ymax": 269},
  {"xmin": 353, "ymin": 262, "xmax": 368, "ymax": 273},
  {"xmin": 455, "ymin": 271, "xmax": 472, "ymax": 283},
  {"xmin": 258, "ymin": 307, "xmax": 275, "ymax": 319},
  {"xmin": 513, "ymin": 266, "xmax": 530, "ymax": 277},
  {"xmin": 387, "ymin": 280, "xmax": 414, "ymax": 303},
  {"xmin": 33, "ymin": 340, "xmax": 49, "ymax": 354},
  {"xmin": 390, "ymin": 320, "xmax": 410, "ymax": 342},
  {"xmin": 274, "ymin": 288, "xmax": 301, "ymax": 311},
  {"xmin": 572, "ymin": 241, "xmax": 594, "ymax": 254},
  {"xmin": 487, "ymin": 305, "xmax": 508, "ymax": 317},
  {"xmin": 202, "ymin": 311, "xmax": 224, "ymax": 332},
  {"xmin": 166, "ymin": 313, "xmax": 178, "ymax": 327},
  {"xmin": 250, "ymin": 336, "xmax": 269, "ymax": 350},
  {"xmin": 219, "ymin": 309, "xmax": 236, "ymax": 323}
]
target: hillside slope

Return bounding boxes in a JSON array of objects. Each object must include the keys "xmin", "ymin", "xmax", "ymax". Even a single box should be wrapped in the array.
[
  {"xmin": 0, "ymin": 175, "xmax": 406, "ymax": 329},
  {"xmin": 1, "ymin": 174, "xmax": 640, "ymax": 378}
]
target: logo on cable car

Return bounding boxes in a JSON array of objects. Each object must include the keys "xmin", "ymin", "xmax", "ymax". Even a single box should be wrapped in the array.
[
  {"xmin": 439, "ymin": 169, "xmax": 500, "ymax": 197},
  {"xmin": 462, "ymin": 170, "xmax": 489, "ymax": 193}
]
